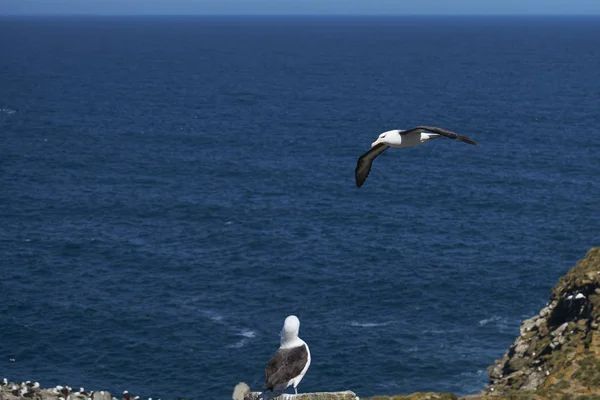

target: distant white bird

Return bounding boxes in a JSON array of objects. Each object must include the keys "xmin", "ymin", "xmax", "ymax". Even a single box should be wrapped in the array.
[
  {"xmin": 263, "ymin": 315, "xmax": 311, "ymax": 396},
  {"xmin": 355, "ymin": 126, "xmax": 478, "ymax": 188}
]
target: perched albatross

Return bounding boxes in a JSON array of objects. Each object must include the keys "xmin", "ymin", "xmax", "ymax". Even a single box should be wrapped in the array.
[
  {"xmin": 355, "ymin": 125, "xmax": 478, "ymax": 188},
  {"xmin": 263, "ymin": 315, "xmax": 311, "ymax": 396}
]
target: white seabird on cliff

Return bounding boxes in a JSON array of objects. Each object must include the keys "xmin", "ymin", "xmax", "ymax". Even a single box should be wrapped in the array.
[
  {"xmin": 262, "ymin": 315, "xmax": 311, "ymax": 396},
  {"xmin": 355, "ymin": 125, "xmax": 478, "ymax": 188}
]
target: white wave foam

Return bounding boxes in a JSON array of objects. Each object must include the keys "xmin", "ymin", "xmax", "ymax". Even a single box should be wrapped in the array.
[
  {"xmin": 0, "ymin": 108, "xmax": 16, "ymax": 115},
  {"xmin": 458, "ymin": 369, "xmax": 487, "ymax": 378},
  {"xmin": 350, "ymin": 321, "xmax": 391, "ymax": 328},
  {"xmin": 200, "ymin": 310, "xmax": 224, "ymax": 323},
  {"xmin": 228, "ymin": 329, "xmax": 257, "ymax": 348},
  {"xmin": 478, "ymin": 315, "xmax": 502, "ymax": 326},
  {"xmin": 423, "ymin": 328, "xmax": 463, "ymax": 334},
  {"xmin": 228, "ymin": 341, "xmax": 246, "ymax": 349},
  {"xmin": 239, "ymin": 329, "xmax": 256, "ymax": 338}
]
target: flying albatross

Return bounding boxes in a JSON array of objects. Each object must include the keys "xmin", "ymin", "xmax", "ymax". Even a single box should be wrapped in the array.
[
  {"xmin": 262, "ymin": 315, "xmax": 311, "ymax": 396},
  {"xmin": 355, "ymin": 125, "xmax": 478, "ymax": 188}
]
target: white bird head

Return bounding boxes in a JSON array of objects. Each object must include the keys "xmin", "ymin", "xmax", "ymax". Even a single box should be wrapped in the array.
[
  {"xmin": 372, "ymin": 130, "xmax": 403, "ymax": 147},
  {"xmin": 280, "ymin": 315, "xmax": 300, "ymax": 344}
]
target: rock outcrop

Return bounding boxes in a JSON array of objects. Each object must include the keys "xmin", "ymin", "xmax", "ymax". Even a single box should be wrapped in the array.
[
  {"xmin": 242, "ymin": 392, "xmax": 357, "ymax": 400},
  {"xmin": 482, "ymin": 247, "xmax": 600, "ymax": 398},
  {"xmin": 232, "ymin": 383, "xmax": 358, "ymax": 400},
  {"xmin": 363, "ymin": 393, "xmax": 458, "ymax": 400}
]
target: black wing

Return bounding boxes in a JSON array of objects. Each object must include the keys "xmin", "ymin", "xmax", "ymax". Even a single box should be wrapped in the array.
[
  {"xmin": 355, "ymin": 143, "xmax": 390, "ymax": 188},
  {"xmin": 403, "ymin": 126, "xmax": 478, "ymax": 146},
  {"xmin": 264, "ymin": 345, "xmax": 309, "ymax": 391}
]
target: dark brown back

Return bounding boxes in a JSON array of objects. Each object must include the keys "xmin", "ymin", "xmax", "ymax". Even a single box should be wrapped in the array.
[{"xmin": 264, "ymin": 345, "xmax": 309, "ymax": 391}]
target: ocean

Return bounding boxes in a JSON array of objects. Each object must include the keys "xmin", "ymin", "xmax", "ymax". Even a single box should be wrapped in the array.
[{"xmin": 1, "ymin": 15, "xmax": 600, "ymax": 399}]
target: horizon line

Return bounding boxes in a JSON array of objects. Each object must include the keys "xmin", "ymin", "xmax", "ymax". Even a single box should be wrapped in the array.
[{"xmin": 2, "ymin": 12, "xmax": 600, "ymax": 17}]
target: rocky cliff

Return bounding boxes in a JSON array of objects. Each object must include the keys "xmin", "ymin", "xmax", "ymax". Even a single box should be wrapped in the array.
[{"xmin": 482, "ymin": 246, "xmax": 600, "ymax": 398}]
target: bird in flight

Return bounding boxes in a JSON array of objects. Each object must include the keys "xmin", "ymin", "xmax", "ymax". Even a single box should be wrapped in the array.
[{"xmin": 355, "ymin": 125, "xmax": 478, "ymax": 188}]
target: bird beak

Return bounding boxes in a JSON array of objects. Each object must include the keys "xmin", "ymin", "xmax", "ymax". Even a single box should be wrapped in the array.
[{"xmin": 371, "ymin": 138, "xmax": 380, "ymax": 147}]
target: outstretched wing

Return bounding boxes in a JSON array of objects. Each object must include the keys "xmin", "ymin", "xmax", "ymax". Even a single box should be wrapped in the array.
[
  {"xmin": 264, "ymin": 345, "xmax": 309, "ymax": 391},
  {"xmin": 355, "ymin": 143, "xmax": 390, "ymax": 188},
  {"xmin": 404, "ymin": 126, "xmax": 478, "ymax": 146}
]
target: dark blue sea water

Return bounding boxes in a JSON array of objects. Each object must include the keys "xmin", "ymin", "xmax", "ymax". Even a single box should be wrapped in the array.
[{"xmin": 2, "ymin": 15, "xmax": 600, "ymax": 399}]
